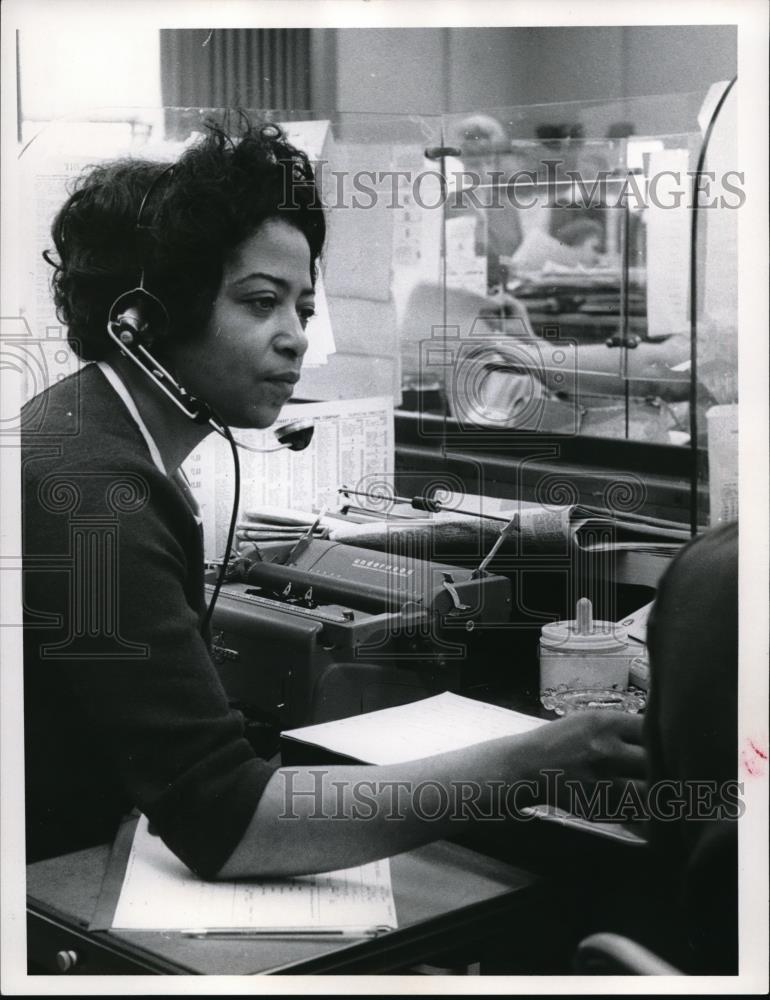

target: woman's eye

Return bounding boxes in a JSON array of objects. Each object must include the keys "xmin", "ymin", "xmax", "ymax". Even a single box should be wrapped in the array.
[
  {"xmin": 299, "ymin": 307, "xmax": 316, "ymax": 329},
  {"xmin": 245, "ymin": 296, "xmax": 276, "ymax": 315}
]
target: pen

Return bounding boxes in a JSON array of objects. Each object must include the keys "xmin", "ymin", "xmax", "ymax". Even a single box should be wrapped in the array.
[{"xmin": 179, "ymin": 924, "xmax": 393, "ymax": 939}]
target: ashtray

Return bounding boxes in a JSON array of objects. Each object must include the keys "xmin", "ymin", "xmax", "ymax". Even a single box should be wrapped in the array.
[{"xmin": 540, "ymin": 686, "xmax": 647, "ymax": 716}]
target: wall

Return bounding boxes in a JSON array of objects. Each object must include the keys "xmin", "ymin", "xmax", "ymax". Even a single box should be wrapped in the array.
[
  {"xmin": 513, "ymin": 27, "xmax": 625, "ymax": 106},
  {"xmin": 445, "ymin": 29, "xmax": 530, "ymax": 112},
  {"xmin": 623, "ymin": 25, "xmax": 737, "ymax": 101},
  {"xmin": 334, "ymin": 28, "xmax": 446, "ymax": 117},
  {"xmin": 329, "ymin": 25, "xmax": 738, "ymax": 125}
]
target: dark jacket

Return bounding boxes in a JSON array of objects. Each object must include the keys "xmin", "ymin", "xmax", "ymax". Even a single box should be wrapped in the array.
[{"xmin": 22, "ymin": 364, "xmax": 274, "ymax": 878}]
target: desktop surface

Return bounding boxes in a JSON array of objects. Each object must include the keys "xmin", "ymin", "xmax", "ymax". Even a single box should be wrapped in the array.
[{"xmin": 27, "ymin": 838, "xmax": 541, "ymax": 975}]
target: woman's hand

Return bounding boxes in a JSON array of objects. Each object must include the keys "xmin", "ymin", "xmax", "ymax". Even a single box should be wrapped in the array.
[{"xmin": 523, "ymin": 710, "xmax": 647, "ymax": 814}]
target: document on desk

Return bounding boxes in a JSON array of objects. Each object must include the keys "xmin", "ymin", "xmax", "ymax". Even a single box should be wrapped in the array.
[
  {"xmin": 282, "ymin": 692, "xmax": 547, "ymax": 766},
  {"xmin": 110, "ymin": 815, "xmax": 397, "ymax": 934}
]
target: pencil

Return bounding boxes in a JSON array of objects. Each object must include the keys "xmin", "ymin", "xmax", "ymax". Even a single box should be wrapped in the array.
[{"xmin": 179, "ymin": 924, "xmax": 393, "ymax": 939}]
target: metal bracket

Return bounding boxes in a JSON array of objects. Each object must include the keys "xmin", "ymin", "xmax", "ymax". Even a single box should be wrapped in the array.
[{"xmin": 441, "ymin": 573, "xmax": 470, "ymax": 612}]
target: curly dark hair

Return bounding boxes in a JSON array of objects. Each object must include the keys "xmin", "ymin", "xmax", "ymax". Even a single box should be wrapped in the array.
[{"xmin": 45, "ymin": 119, "xmax": 326, "ymax": 361}]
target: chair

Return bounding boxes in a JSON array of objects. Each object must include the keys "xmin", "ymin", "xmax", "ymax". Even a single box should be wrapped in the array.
[{"xmin": 574, "ymin": 933, "xmax": 684, "ymax": 975}]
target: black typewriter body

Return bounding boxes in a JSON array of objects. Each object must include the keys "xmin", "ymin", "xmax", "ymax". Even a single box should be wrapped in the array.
[{"xmin": 206, "ymin": 539, "xmax": 511, "ymax": 729}]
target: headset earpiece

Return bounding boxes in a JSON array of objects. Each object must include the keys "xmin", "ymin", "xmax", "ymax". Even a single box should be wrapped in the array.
[
  {"xmin": 106, "ymin": 286, "xmax": 214, "ymax": 425},
  {"xmin": 107, "ymin": 165, "xmax": 174, "ymax": 348},
  {"xmin": 102, "ymin": 166, "xmax": 218, "ymax": 428},
  {"xmin": 107, "ymin": 287, "xmax": 170, "ymax": 347}
]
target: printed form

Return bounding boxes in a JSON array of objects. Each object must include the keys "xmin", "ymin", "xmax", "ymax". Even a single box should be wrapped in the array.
[
  {"xmin": 183, "ymin": 395, "xmax": 394, "ymax": 559},
  {"xmin": 111, "ymin": 815, "xmax": 397, "ymax": 934}
]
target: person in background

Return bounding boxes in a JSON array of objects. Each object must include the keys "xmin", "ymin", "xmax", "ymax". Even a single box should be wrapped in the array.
[
  {"xmin": 553, "ymin": 218, "xmax": 605, "ymax": 268},
  {"xmin": 445, "ymin": 113, "xmax": 524, "ymax": 287},
  {"xmin": 509, "ymin": 216, "xmax": 605, "ymax": 273}
]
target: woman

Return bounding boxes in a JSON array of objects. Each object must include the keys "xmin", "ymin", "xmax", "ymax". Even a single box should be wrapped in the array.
[{"xmin": 22, "ymin": 119, "xmax": 645, "ymax": 880}]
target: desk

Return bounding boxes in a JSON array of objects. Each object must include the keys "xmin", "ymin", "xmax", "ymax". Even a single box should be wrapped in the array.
[{"xmin": 27, "ymin": 840, "xmax": 543, "ymax": 975}]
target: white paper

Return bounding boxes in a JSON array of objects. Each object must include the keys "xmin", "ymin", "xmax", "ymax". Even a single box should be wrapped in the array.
[
  {"xmin": 183, "ymin": 396, "xmax": 394, "ymax": 559},
  {"xmin": 707, "ymin": 403, "xmax": 739, "ymax": 525},
  {"xmin": 302, "ymin": 271, "xmax": 335, "ymax": 366},
  {"xmin": 444, "ymin": 214, "xmax": 488, "ymax": 297},
  {"xmin": 283, "ymin": 691, "xmax": 547, "ymax": 766},
  {"xmin": 618, "ymin": 601, "xmax": 654, "ymax": 644},
  {"xmin": 280, "ymin": 120, "xmax": 331, "ymax": 165},
  {"xmin": 645, "ymin": 148, "xmax": 692, "ymax": 338},
  {"xmin": 111, "ymin": 815, "xmax": 397, "ymax": 932}
]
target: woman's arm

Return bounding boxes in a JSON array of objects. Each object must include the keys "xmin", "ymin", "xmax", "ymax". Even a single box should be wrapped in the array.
[{"xmin": 218, "ymin": 709, "xmax": 646, "ymax": 878}]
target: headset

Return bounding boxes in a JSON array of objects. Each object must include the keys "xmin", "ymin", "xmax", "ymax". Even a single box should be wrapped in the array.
[{"xmin": 104, "ymin": 164, "xmax": 315, "ymax": 625}]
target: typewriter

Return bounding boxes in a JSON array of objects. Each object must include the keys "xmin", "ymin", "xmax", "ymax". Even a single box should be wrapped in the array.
[{"xmin": 206, "ymin": 538, "xmax": 511, "ymax": 730}]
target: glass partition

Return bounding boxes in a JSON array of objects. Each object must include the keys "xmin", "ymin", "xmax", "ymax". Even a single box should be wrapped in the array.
[
  {"xmin": 390, "ymin": 87, "xmax": 739, "ymax": 528},
  {"xmin": 413, "ymin": 93, "xmax": 718, "ymax": 443},
  {"xmin": 692, "ymin": 82, "xmax": 739, "ymax": 529}
]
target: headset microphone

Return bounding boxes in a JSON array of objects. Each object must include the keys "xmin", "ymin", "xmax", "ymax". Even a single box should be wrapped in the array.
[{"xmin": 274, "ymin": 418, "xmax": 315, "ymax": 452}]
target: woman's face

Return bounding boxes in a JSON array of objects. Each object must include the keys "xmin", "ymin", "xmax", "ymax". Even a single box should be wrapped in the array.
[{"xmin": 165, "ymin": 218, "xmax": 316, "ymax": 429}]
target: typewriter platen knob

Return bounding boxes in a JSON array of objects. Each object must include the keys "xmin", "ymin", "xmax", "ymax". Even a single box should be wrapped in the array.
[{"xmin": 55, "ymin": 949, "xmax": 80, "ymax": 972}]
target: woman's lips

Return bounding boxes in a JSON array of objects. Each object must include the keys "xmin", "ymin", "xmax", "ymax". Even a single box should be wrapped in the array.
[
  {"xmin": 263, "ymin": 376, "xmax": 297, "ymax": 399},
  {"xmin": 264, "ymin": 372, "xmax": 300, "ymax": 385}
]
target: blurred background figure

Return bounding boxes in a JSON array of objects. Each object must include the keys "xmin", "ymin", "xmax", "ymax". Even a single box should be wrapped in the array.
[
  {"xmin": 445, "ymin": 113, "xmax": 524, "ymax": 287},
  {"xmin": 509, "ymin": 216, "xmax": 605, "ymax": 272},
  {"xmin": 555, "ymin": 218, "xmax": 605, "ymax": 267}
]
